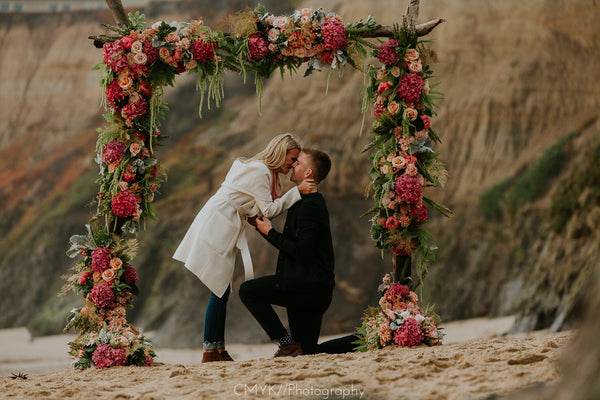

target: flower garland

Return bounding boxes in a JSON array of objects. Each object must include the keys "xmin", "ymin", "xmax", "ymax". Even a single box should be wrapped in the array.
[
  {"xmin": 356, "ymin": 274, "xmax": 444, "ymax": 351},
  {"xmin": 63, "ymin": 7, "xmax": 447, "ymax": 368}
]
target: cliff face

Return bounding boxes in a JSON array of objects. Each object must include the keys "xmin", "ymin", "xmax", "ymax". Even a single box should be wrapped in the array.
[{"xmin": 0, "ymin": 0, "xmax": 598, "ymax": 347}]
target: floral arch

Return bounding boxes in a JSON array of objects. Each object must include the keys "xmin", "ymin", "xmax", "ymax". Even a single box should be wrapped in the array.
[{"xmin": 63, "ymin": 1, "xmax": 449, "ymax": 369}]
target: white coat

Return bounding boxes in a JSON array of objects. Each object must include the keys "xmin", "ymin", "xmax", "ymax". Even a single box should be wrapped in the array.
[{"xmin": 172, "ymin": 160, "xmax": 301, "ymax": 297}]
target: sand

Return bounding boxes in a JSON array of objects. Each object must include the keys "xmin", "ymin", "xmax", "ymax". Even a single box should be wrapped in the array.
[{"xmin": 0, "ymin": 316, "xmax": 573, "ymax": 399}]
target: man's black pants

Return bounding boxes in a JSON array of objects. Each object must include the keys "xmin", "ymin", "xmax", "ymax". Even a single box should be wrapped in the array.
[{"xmin": 239, "ymin": 275, "xmax": 332, "ymax": 355}]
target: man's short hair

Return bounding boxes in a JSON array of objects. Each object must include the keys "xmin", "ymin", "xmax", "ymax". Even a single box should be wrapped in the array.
[{"xmin": 302, "ymin": 148, "xmax": 331, "ymax": 183}]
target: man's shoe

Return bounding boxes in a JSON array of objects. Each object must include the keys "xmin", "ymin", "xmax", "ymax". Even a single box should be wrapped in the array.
[
  {"xmin": 218, "ymin": 349, "xmax": 234, "ymax": 361},
  {"xmin": 201, "ymin": 350, "xmax": 221, "ymax": 363},
  {"xmin": 274, "ymin": 342, "xmax": 303, "ymax": 358}
]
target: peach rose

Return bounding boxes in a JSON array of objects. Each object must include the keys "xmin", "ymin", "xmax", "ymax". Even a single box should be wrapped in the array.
[
  {"xmin": 391, "ymin": 155, "xmax": 406, "ymax": 169},
  {"xmin": 405, "ymin": 48, "xmax": 419, "ymax": 62},
  {"xmin": 301, "ymin": 7, "xmax": 312, "ymax": 16},
  {"xmin": 422, "ymin": 79, "xmax": 430, "ymax": 94},
  {"xmin": 130, "ymin": 142, "xmax": 142, "ymax": 157},
  {"xmin": 294, "ymin": 47, "xmax": 308, "ymax": 58},
  {"xmin": 273, "ymin": 17, "xmax": 289, "ymax": 29},
  {"xmin": 133, "ymin": 52, "xmax": 148, "ymax": 65},
  {"xmin": 80, "ymin": 307, "xmax": 88, "ymax": 316},
  {"xmin": 415, "ymin": 130, "xmax": 429, "ymax": 140},
  {"xmin": 166, "ymin": 32, "xmax": 179, "ymax": 43},
  {"xmin": 406, "ymin": 163, "xmax": 419, "ymax": 176},
  {"xmin": 265, "ymin": 15, "xmax": 276, "ymax": 25},
  {"xmin": 109, "ymin": 257, "xmax": 123, "ymax": 271},
  {"xmin": 108, "ymin": 163, "xmax": 116, "ymax": 174},
  {"xmin": 119, "ymin": 181, "xmax": 128, "ymax": 191},
  {"xmin": 126, "ymin": 52, "xmax": 136, "ymax": 65},
  {"xmin": 93, "ymin": 271, "xmax": 102, "ymax": 282},
  {"xmin": 281, "ymin": 46, "xmax": 294, "ymax": 57},
  {"xmin": 102, "ymin": 268, "xmax": 116, "ymax": 282},
  {"xmin": 268, "ymin": 28, "xmax": 280, "ymax": 42},
  {"xmin": 387, "ymin": 101, "xmax": 400, "ymax": 115},
  {"xmin": 393, "ymin": 126, "xmax": 403, "ymax": 138},
  {"xmin": 399, "ymin": 215, "xmax": 411, "ymax": 228},
  {"xmin": 404, "ymin": 107, "xmax": 418, "ymax": 121},
  {"xmin": 118, "ymin": 75, "xmax": 133, "ymax": 90},
  {"xmin": 179, "ymin": 38, "xmax": 191, "ymax": 49},
  {"xmin": 131, "ymin": 40, "xmax": 144, "ymax": 54},
  {"xmin": 390, "ymin": 66, "xmax": 401, "ymax": 77},
  {"xmin": 408, "ymin": 60, "xmax": 422, "ymax": 73},
  {"xmin": 159, "ymin": 47, "xmax": 170, "ymax": 59},
  {"xmin": 377, "ymin": 68, "xmax": 386, "ymax": 80},
  {"xmin": 300, "ymin": 15, "xmax": 311, "ymax": 24},
  {"xmin": 185, "ymin": 60, "xmax": 197, "ymax": 71}
]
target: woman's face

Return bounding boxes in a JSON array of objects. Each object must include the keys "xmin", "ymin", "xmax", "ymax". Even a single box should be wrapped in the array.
[{"xmin": 277, "ymin": 148, "xmax": 300, "ymax": 174}]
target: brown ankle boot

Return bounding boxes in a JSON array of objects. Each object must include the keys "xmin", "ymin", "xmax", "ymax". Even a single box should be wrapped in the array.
[
  {"xmin": 274, "ymin": 342, "xmax": 303, "ymax": 358},
  {"xmin": 201, "ymin": 350, "xmax": 221, "ymax": 363},
  {"xmin": 218, "ymin": 349, "xmax": 234, "ymax": 361}
]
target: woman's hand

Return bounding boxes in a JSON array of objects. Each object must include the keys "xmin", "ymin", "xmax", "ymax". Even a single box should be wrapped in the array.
[{"xmin": 298, "ymin": 178, "xmax": 317, "ymax": 194}]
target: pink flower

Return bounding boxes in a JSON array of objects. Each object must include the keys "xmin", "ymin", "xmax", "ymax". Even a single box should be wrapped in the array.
[
  {"xmin": 398, "ymin": 73, "xmax": 423, "ymax": 103},
  {"xmin": 393, "ymin": 317, "xmax": 424, "ymax": 346},
  {"xmin": 130, "ymin": 40, "xmax": 143, "ymax": 54},
  {"xmin": 111, "ymin": 348, "xmax": 128, "ymax": 367},
  {"xmin": 272, "ymin": 16, "xmax": 289, "ymax": 30},
  {"xmin": 404, "ymin": 107, "xmax": 418, "ymax": 121},
  {"xmin": 392, "ymin": 238, "xmax": 415, "ymax": 256},
  {"xmin": 377, "ymin": 39, "xmax": 400, "ymax": 66},
  {"xmin": 102, "ymin": 268, "xmax": 116, "ymax": 283},
  {"xmin": 190, "ymin": 39, "xmax": 216, "ymax": 63},
  {"xmin": 144, "ymin": 355, "xmax": 153, "ymax": 366},
  {"xmin": 248, "ymin": 33, "xmax": 270, "ymax": 60},
  {"xmin": 379, "ymin": 321, "xmax": 392, "ymax": 346},
  {"xmin": 78, "ymin": 271, "xmax": 91, "ymax": 285},
  {"xmin": 408, "ymin": 60, "xmax": 422, "ymax": 73},
  {"xmin": 377, "ymin": 81, "xmax": 392, "ymax": 94},
  {"xmin": 395, "ymin": 173, "xmax": 422, "ymax": 204},
  {"xmin": 102, "ymin": 140, "xmax": 126, "ymax": 165},
  {"xmin": 121, "ymin": 96, "xmax": 148, "ymax": 121},
  {"xmin": 385, "ymin": 215, "xmax": 400, "ymax": 230},
  {"xmin": 382, "ymin": 273, "xmax": 392, "ymax": 284},
  {"xmin": 319, "ymin": 50, "xmax": 334, "ymax": 64},
  {"xmin": 420, "ymin": 114, "xmax": 431, "ymax": 129},
  {"xmin": 133, "ymin": 52, "xmax": 148, "ymax": 65},
  {"xmin": 386, "ymin": 283, "xmax": 410, "ymax": 300},
  {"xmin": 130, "ymin": 142, "xmax": 142, "ymax": 157},
  {"xmin": 89, "ymin": 283, "xmax": 115, "ymax": 309},
  {"xmin": 387, "ymin": 101, "xmax": 400, "ymax": 115},
  {"xmin": 91, "ymin": 247, "xmax": 111, "ymax": 273},
  {"xmin": 120, "ymin": 35, "xmax": 134, "ymax": 50},
  {"xmin": 111, "ymin": 191, "xmax": 138, "ymax": 218},
  {"xmin": 410, "ymin": 204, "xmax": 428, "ymax": 224},
  {"xmin": 322, "ymin": 18, "xmax": 347, "ymax": 50},
  {"xmin": 92, "ymin": 343, "xmax": 114, "ymax": 369}
]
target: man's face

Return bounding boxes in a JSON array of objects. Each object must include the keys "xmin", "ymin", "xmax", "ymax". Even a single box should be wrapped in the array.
[
  {"xmin": 279, "ymin": 148, "xmax": 300, "ymax": 174},
  {"xmin": 291, "ymin": 152, "xmax": 312, "ymax": 184}
]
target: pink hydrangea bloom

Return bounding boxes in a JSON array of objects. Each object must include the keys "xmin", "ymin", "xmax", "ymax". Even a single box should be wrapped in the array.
[
  {"xmin": 393, "ymin": 317, "xmax": 424, "ymax": 346},
  {"xmin": 103, "ymin": 41, "xmax": 128, "ymax": 72},
  {"xmin": 395, "ymin": 173, "xmax": 422, "ymax": 204},
  {"xmin": 190, "ymin": 39, "xmax": 216, "ymax": 63},
  {"xmin": 392, "ymin": 237, "xmax": 415, "ymax": 256},
  {"xmin": 102, "ymin": 140, "xmax": 126, "ymax": 165},
  {"xmin": 410, "ymin": 204, "xmax": 428, "ymax": 224},
  {"xmin": 144, "ymin": 355, "xmax": 153, "ymax": 366},
  {"xmin": 322, "ymin": 18, "xmax": 347, "ymax": 50},
  {"xmin": 248, "ymin": 33, "xmax": 270, "ymax": 60},
  {"xmin": 111, "ymin": 348, "xmax": 128, "ymax": 367},
  {"xmin": 89, "ymin": 283, "xmax": 115, "ymax": 309},
  {"xmin": 121, "ymin": 96, "xmax": 148, "ymax": 121},
  {"xmin": 385, "ymin": 283, "xmax": 410, "ymax": 301},
  {"xmin": 398, "ymin": 73, "xmax": 423, "ymax": 103},
  {"xmin": 111, "ymin": 191, "xmax": 138, "ymax": 218},
  {"xmin": 91, "ymin": 247, "xmax": 111, "ymax": 273},
  {"xmin": 92, "ymin": 343, "xmax": 114, "ymax": 369},
  {"xmin": 143, "ymin": 41, "xmax": 159, "ymax": 64},
  {"xmin": 377, "ymin": 39, "xmax": 400, "ymax": 66}
]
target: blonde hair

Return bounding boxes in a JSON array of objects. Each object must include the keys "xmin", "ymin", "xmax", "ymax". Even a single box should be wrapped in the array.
[{"xmin": 244, "ymin": 133, "xmax": 302, "ymax": 171}]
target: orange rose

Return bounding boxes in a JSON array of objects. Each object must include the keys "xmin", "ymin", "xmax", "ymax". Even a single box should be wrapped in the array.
[
  {"xmin": 404, "ymin": 107, "xmax": 418, "ymax": 121},
  {"xmin": 102, "ymin": 268, "xmax": 116, "ymax": 282},
  {"xmin": 129, "ymin": 142, "xmax": 142, "ymax": 157},
  {"xmin": 118, "ymin": 75, "xmax": 133, "ymax": 90},
  {"xmin": 408, "ymin": 60, "xmax": 422, "ymax": 73},
  {"xmin": 391, "ymin": 156, "xmax": 406, "ymax": 169},
  {"xmin": 159, "ymin": 47, "xmax": 170, "ymax": 59},
  {"xmin": 387, "ymin": 101, "xmax": 400, "ymax": 115},
  {"xmin": 405, "ymin": 49, "xmax": 419, "ymax": 62},
  {"xmin": 109, "ymin": 257, "xmax": 123, "ymax": 271}
]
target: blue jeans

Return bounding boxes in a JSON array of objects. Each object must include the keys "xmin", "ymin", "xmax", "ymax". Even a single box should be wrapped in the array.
[{"xmin": 203, "ymin": 286, "xmax": 230, "ymax": 350}]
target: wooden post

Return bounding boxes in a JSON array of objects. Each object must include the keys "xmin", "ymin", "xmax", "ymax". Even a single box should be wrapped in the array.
[{"xmin": 105, "ymin": 0, "xmax": 128, "ymax": 28}]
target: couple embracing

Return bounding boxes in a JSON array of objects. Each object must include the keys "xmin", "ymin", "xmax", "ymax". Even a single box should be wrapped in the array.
[{"xmin": 173, "ymin": 133, "xmax": 335, "ymax": 362}]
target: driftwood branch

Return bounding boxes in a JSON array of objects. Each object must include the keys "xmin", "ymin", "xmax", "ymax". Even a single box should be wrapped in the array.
[{"xmin": 105, "ymin": 0, "xmax": 128, "ymax": 27}]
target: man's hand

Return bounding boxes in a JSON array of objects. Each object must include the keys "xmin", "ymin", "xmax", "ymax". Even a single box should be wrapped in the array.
[
  {"xmin": 255, "ymin": 216, "xmax": 273, "ymax": 236},
  {"xmin": 247, "ymin": 216, "xmax": 258, "ymax": 227}
]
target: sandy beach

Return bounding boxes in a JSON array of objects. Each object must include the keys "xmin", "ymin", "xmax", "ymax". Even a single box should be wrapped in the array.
[{"xmin": 0, "ymin": 316, "xmax": 574, "ymax": 399}]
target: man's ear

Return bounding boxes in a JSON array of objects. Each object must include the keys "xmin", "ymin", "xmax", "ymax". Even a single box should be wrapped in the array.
[{"xmin": 305, "ymin": 168, "xmax": 313, "ymax": 179}]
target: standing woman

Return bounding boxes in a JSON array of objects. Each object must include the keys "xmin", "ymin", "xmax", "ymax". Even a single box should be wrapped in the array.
[{"xmin": 173, "ymin": 133, "xmax": 315, "ymax": 362}]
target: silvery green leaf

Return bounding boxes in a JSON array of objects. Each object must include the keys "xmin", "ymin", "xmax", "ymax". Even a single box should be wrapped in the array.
[
  {"xmin": 121, "ymin": 220, "xmax": 138, "ymax": 234},
  {"xmin": 99, "ymin": 329, "xmax": 109, "ymax": 343},
  {"xmin": 143, "ymin": 158, "xmax": 157, "ymax": 167},
  {"xmin": 66, "ymin": 235, "xmax": 88, "ymax": 258},
  {"xmin": 390, "ymin": 322, "xmax": 400, "ymax": 330}
]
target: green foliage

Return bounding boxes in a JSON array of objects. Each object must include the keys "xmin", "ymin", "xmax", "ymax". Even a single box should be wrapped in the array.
[
  {"xmin": 550, "ymin": 137, "xmax": 600, "ymax": 232},
  {"xmin": 478, "ymin": 132, "xmax": 576, "ymax": 220}
]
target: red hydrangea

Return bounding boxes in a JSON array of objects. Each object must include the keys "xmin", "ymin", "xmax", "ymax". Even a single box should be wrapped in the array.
[
  {"xmin": 91, "ymin": 247, "xmax": 111, "ymax": 273},
  {"xmin": 144, "ymin": 355, "xmax": 153, "ymax": 366},
  {"xmin": 393, "ymin": 317, "xmax": 424, "ymax": 346},
  {"xmin": 106, "ymin": 80, "xmax": 125, "ymax": 108},
  {"xmin": 102, "ymin": 140, "xmax": 126, "ymax": 165},
  {"xmin": 322, "ymin": 18, "xmax": 347, "ymax": 50},
  {"xmin": 121, "ymin": 96, "xmax": 148, "ymax": 121},
  {"xmin": 102, "ymin": 41, "xmax": 128, "ymax": 73},
  {"xmin": 143, "ymin": 41, "xmax": 159, "ymax": 64},
  {"xmin": 398, "ymin": 73, "xmax": 423, "ymax": 103},
  {"xmin": 409, "ymin": 204, "xmax": 428, "ymax": 224},
  {"xmin": 111, "ymin": 191, "xmax": 138, "ymax": 218},
  {"xmin": 394, "ymin": 173, "xmax": 422, "ymax": 204},
  {"xmin": 319, "ymin": 50, "xmax": 334, "ymax": 64},
  {"xmin": 377, "ymin": 39, "xmax": 400, "ymax": 66},
  {"xmin": 248, "ymin": 33, "xmax": 270, "ymax": 60},
  {"xmin": 385, "ymin": 283, "xmax": 410, "ymax": 302},
  {"xmin": 89, "ymin": 283, "xmax": 115, "ymax": 309},
  {"xmin": 121, "ymin": 265, "xmax": 138, "ymax": 286},
  {"xmin": 190, "ymin": 39, "xmax": 216, "ymax": 63},
  {"xmin": 92, "ymin": 343, "xmax": 114, "ymax": 369}
]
